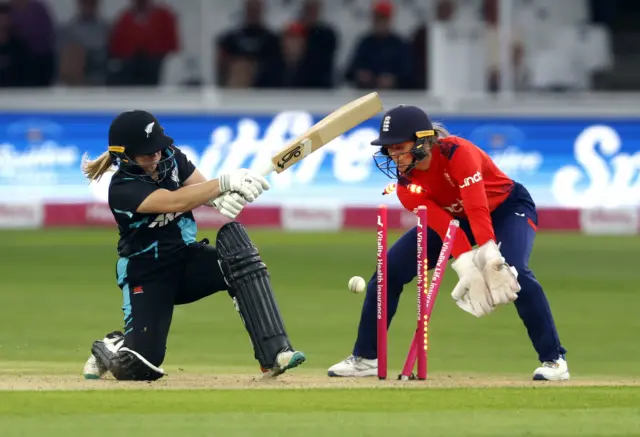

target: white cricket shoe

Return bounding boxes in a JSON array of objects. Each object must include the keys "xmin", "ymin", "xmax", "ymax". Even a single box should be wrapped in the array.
[
  {"xmin": 83, "ymin": 355, "xmax": 107, "ymax": 380},
  {"xmin": 262, "ymin": 349, "xmax": 306, "ymax": 379},
  {"xmin": 82, "ymin": 331, "xmax": 124, "ymax": 380},
  {"xmin": 327, "ymin": 355, "xmax": 378, "ymax": 377},
  {"xmin": 533, "ymin": 356, "xmax": 570, "ymax": 381}
]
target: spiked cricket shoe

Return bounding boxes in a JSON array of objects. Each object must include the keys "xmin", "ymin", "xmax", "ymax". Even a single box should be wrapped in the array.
[
  {"xmin": 82, "ymin": 331, "xmax": 124, "ymax": 380},
  {"xmin": 262, "ymin": 349, "xmax": 306, "ymax": 379}
]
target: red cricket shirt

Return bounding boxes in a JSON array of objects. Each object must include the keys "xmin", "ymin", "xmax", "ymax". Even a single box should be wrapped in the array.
[{"xmin": 394, "ymin": 136, "xmax": 514, "ymax": 258}]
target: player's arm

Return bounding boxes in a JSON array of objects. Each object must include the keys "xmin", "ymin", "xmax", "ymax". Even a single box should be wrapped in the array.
[
  {"xmin": 446, "ymin": 139, "xmax": 520, "ymax": 310},
  {"xmin": 138, "ymin": 169, "xmax": 269, "ymax": 215},
  {"xmin": 446, "ymin": 139, "xmax": 496, "ymax": 246},
  {"xmin": 137, "ymin": 179, "xmax": 224, "ymax": 214},
  {"xmin": 397, "ymin": 187, "xmax": 473, "ymax": 258},
  {"xmin": 398, "ymin": 186, "xmax": 494, "ymax": 317}
]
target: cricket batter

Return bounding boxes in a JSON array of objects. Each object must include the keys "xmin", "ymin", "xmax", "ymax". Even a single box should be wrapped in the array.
[
  {"xmin": 81, "ymin": 109, "xmax": 305, "ymax": 381},
  {"xmin": 329, "ymin": 105, "xmax": 569, "ymax": 381}
]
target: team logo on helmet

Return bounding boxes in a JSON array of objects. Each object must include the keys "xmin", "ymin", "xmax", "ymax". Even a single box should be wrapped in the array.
[{"xmin": 145, "ymin": 122, "xmax": 155, "ymax": 138}]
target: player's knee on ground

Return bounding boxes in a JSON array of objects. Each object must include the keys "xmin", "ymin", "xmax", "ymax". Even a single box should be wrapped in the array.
[
  {"xmin": 92, "ymin": 341, "xmax": 166, "ymax": 381},
  {"xmin": 131, "ymin": 341, "xmax": 166, "ymax": 369},
  {"xmin": 216, "ymin": 222, "xmax": 293, "ymax": 369}
]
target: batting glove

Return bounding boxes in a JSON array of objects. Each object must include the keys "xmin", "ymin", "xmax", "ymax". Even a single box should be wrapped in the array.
[
  {"xmin": 209, "ymin": 192, "xmax": 247, "ymax": 219},
  {"xmin": 219, "ymin": 169, "xmax": 271, "ymax": 203}
]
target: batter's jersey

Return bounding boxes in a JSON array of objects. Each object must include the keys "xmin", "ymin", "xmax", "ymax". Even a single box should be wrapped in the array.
[
  {"xmin": 395, "ymin": 136, "xmax": 514, "ymax": 258},
  {"xmin": 108, "ymin": 146, "xmax": 198, "ymax": 260}
]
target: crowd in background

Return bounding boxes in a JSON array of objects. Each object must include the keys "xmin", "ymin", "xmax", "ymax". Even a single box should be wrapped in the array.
[{"xmin": 0, "ymin": 0, "xmax": 626, "ymax": 92}]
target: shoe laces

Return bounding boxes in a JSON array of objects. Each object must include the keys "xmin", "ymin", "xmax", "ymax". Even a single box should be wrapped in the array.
[
  {"xmin": 343, "ymin": 355, "xmax": 360, "ymax": 364},
  {"xmin": 542, "ymin": 356, "xmax": 564, "ymax": 368}
]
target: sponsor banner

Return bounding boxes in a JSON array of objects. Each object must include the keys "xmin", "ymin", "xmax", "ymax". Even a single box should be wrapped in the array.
[
  {"xmin": 344, "ymin": 207, "xmax": 583, "ymax": 232},
  {"xmin": 193, "ymin": 205, "xmax": 281, "ymax": 228},
  {"xmin": 0, "ymin": 202, "xmax": 42, "ymax": 228},
  {"xmin": 42, "ymin": 203, "xmax": 281, "ymax": 228},
  {"xmin": 579, "ymin": 208, "xmax": 640, "ymax": 235},
  {"xmin": 537, "ymin": 208, "xmax": 581, "ymax": 231},
  {"xmin": 1, "ymin": 112, "xmax": 640, "ymax": 208},
  {"xmin": 281, "ymin": 204, "xmax": 344, "ymax": 231},
  {"xmin": 35, "ymin": 203, "xmax": 639, "ymax": 234}
]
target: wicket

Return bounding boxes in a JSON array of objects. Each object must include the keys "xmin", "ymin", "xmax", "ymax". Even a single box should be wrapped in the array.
[{"xmin": 376, "ymin": 204, "xmax": 459, "ymax": 381}]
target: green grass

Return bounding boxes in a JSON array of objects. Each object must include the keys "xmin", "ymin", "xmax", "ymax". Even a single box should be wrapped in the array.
[
  {"xmin": 1, "ymin": 388, "xmax": 639, "ymax": 436},
  {"xmin": 0, "ymin": 229, "xmax": 639, "ymax": 436}
]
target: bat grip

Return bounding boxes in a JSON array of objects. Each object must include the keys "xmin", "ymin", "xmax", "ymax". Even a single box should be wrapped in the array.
[{"xmin": 255, "ymin": 161, "xmax": 275, "ymax": 178}]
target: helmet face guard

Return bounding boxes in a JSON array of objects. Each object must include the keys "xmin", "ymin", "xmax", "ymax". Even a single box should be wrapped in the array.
[
  {"xmin": 108, "ymin": 145, "xmax": 176, "ymax": 183},
  {"xmin": 372, "ymin": 130, "xmax": 435, "ymax": 180}
]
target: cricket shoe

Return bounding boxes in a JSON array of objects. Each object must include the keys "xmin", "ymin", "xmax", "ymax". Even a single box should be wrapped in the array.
[
  {"xmin": 327, "ymin": 355, "xmax": 378, "ymax": 377},
  {"xmin": 533, "ymin": 355, "xmax": 570, "ymax": 381},
  {"xmin": 261, "ymin": 349, "xmax": 307, "ymax": 379},
  {"xmin": 82, "ymin": 331, "xmax": 124, "ymax": 380}
]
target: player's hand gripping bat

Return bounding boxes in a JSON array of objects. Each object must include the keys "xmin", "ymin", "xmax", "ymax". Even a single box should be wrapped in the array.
[{"xmin": 210, "ymin": 92, "xmax": 383, "ymax": 216}]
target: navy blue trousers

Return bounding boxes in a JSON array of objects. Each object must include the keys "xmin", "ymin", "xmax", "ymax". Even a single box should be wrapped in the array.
[{"xmin": 353, "ymin": 183, "xmax": 567, "ymax": 363}]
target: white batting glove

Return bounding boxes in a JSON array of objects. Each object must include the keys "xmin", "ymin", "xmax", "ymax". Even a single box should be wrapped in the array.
[
  {"xmin": 450, "ymin": 249, "xmax": 494, "ymax": 317},
  {"xmin": 218, "ymin": 169, "xmax": 271, "ymax": 203},
  {"xmin": 473, "ymin": 240, "xmax": 521, "ymax": 306},
  {"xmin": 209, "ymin": 192, "xmax": 247, "ymax": 219}
]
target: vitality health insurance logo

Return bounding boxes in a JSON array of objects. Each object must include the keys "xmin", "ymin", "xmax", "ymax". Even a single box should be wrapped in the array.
[
  {"xmin": 552, "ymin": 125, "xmax": 640, "ymax": 208},
  {"xmin": 88, "ymin": 111, "xmax": 380, "ymax": 202}
]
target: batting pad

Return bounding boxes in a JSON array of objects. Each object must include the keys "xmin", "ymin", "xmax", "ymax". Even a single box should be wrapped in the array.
[{"xmin": 216, "ymin": 222, "xmax": 292, "ymax": 369}]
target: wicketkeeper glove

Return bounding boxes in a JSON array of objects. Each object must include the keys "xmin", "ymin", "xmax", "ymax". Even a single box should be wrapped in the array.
[
  {"xmin": 450, "ymin": 249, "xmax": 494, "ymax": 317},
  {"xmin": 473, "ymin": 240, "xmax": 521, "ymax": 306}
]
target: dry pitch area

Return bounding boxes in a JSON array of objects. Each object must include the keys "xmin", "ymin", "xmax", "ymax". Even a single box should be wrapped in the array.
[{"xmin": 1, "ymin": 372, "xmax": 639, "ymax": 391}]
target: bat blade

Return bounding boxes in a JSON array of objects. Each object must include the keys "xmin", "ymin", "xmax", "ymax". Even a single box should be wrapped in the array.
[{"xmin": 262, "ymin": 92, "xmax": 383, "ymax": 176}]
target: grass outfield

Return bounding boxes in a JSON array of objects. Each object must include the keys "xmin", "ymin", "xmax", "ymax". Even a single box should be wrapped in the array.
[{"xmin": 0, "ymin": 229, "xmax": 639, "ymax": 435}]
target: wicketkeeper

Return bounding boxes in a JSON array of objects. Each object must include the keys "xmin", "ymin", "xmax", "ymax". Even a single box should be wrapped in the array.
[
  {"xmin": 81, "ymin": 109, "xmax": 306, "ymax": 381},
  {"xmin": 329, "ymin": 105, "xmax": 569, "ymax": 381}
]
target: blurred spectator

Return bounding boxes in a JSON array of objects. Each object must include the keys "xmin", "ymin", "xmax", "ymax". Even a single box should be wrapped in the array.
[
  {"xmin": 484, "ymin": 0, "xmax": 524, "ymax": 92},
  {"xmin": 410, "ymin": 0, "xmax": 458, "ymax": 90},
  {"xmin": 108, "ymin": 0, "xmax": 180, "ymax": 86},
  {"xmin": 215, "ymin": 0, "xmax": 282, "ymax": 88},
  {"xmin": 0, "ymin": 2, "xmax": 27, "ymax": 87},
  {"xmin": 345, "ymin": 0, "xmax": 411, "ymax": 90},
  {"xmin": 289, "ymin": 0, "xmax": 337, "ymax": 88},
  {"xmin": 9, "ymin": 0, "xmax": 55, "ymax": 86},
  {"xmin": 279, "ymin": 22, "xmax": 307, "ymax": 87},
  {"xmin": 410, "ymin": 24, "xmax": 427, "ymax": 90},
  {"xmin": 58, "ymin": 0, "xmax": 110, "ymax": 86}
]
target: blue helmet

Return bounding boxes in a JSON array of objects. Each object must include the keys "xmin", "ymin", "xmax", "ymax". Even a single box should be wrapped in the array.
[{"xmin": 371, "ymin": 105, "xmax": 437, "ymax": 179}]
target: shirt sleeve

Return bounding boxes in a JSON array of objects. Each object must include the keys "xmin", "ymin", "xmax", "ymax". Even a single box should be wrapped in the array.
[
  {"xmin": 109, "ymin": 178, "xmax": 159, "ymax": 214},
  {"xmin": 397, "ymin": 186, "xmax": 473, "ymax": 258},
  {"xmin": 172, "ymin": 147, "xmax": 196, "ymax": 183},
  {"xmin": 446, "ymin": 138, "xmax": 497, "ymax": 247}
]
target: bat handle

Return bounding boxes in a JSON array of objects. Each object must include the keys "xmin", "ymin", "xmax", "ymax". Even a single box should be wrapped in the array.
[{"xmin": 254, "ymin": 161, "xmax": 275, "ymax": 178}]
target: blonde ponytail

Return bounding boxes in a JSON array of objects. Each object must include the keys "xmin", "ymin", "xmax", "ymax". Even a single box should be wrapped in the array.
[
  {"xmin": 82, "ymin": 151, "xmax": 115, "ymax": 182},
  {"xmin": 433, "ymin": 121, "xmax": 451, "ymax": 139}
]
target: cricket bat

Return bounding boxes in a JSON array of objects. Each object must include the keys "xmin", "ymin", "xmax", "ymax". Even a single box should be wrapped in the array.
[{"xmin": 258, "ymin": 92, "xmax": 383, "ymax": 177}]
